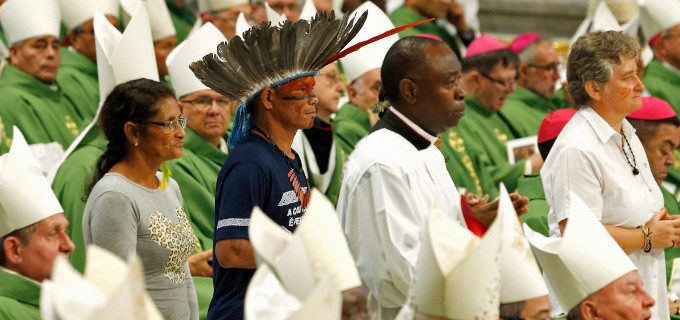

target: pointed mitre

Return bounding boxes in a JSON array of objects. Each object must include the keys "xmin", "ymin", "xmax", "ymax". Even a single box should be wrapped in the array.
[
  {"xmin": 524, "ymin": 192, "xmax": 636, "ymax": 312},
  {"xmin": 639, "ymin": 0, "xmax": 680, "ymax": 40},
  {"xmin": 265, "ymin": 2, "xmax": 288, "ymax": 25},
  {"xmin": 57, "ymin": 0, "xmax": 119, "ymax": 31},
  {"xmin": 0, "ymin": 0, "xmax": 61, "ymax": 45},
  {"xmin": 167, "ymin": 22, "xmax": 227, "ymax": 98},
  {"xmin": 244, "ymin": 263, "xmax": 342, "ymax": 320},
  {"xmin": 497, "ymin": 184, "xmax": 548, "ymax": 304},
  {"xmin": 604, "ymin": 0, "xmax": 639, "ymax": 24},
  {"xmin": 235, "ymin": 11, "xmax": 251, "ymax": 39},
  {"xmin": 205, "ymin": 0, "xmax": 249, "ymax": 12},
  {"xmin": 339, "ymin": 1, "xmax": 398, "ymax": 84},
  {"xmin": 249, "ymin": 189, "xmax": 362, "ymax": 300},
  {"xmin": 121, "ymin": 0, "xmax": 176, "ymax": 41},
  {"xmin": 0, "ymin": 127, "xmax": 63, "ymax": 237},
  {"xmin": 590, "ymin": 0, "xmax": 640, "ymax": 37},
  {"xmin": 40, "ymin": 245, "xmax": 162, "ymax": 320},
  {"xmin": 299, "ymin": 0, "xmax": 318, "ymax": 21},
  {"xmin": 411, "ymin": 200, "xmax": 503, "ymax": 319}
]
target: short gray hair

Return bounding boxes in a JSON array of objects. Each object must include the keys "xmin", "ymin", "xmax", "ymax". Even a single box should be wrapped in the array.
[
  {"xmin": 0, "ymin": 221, "xmax": 41, "ymax": 266},
  {"xmin": 566, "ymin": 30, "xmax": 639, "ymax": 108},
  {"xmin": 517, "ymin": 39, "xmax": 549, "ymax": 65}
]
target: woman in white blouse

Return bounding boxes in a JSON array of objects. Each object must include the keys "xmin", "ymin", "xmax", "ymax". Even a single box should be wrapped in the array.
[{"xmin": 542, "ymin": 30, "xmax": 680, "ymax": 319}]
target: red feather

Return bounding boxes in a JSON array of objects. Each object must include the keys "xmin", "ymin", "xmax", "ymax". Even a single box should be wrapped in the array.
[{"xmin": 322, "ymin": 18, "xmax": 435, "ymax": 66}]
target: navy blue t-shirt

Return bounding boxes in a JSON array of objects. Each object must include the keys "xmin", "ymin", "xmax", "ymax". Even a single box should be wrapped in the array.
[{"xmin": 208, "ymin": 133, "xmax": 309, "ymax": 320}]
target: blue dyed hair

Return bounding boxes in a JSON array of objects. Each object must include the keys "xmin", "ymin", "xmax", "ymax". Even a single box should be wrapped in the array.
[{"xmin": 227, "ymin": 72, "xmax": 317, "ymax": 148}]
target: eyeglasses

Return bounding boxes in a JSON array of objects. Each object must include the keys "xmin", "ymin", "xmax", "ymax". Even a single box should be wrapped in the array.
[
  {"xmin": 180, "ymin": 97, "xmax": 231, "ymax": 110},
  {"xmin": 319, "ymin": 73, "xmax": 342, "ymax": 83},
  {"xmin": 527, "ymin": 62, "xmax": 560, "ymax": 74},
  {"xmin": 139, "ymin": 117, "xmax": 187, "ymax": 133},
  {"xmin": 479, "ymin": 71, "xmax": 514, "ymax": 90}
]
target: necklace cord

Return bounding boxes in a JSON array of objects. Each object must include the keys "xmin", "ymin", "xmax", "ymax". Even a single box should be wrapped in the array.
[{"xmin": 621, "ymin": 129, "xmax": 640, "ymax": 175}]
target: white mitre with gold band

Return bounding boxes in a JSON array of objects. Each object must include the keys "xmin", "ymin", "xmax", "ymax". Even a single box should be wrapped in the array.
[
  {"xmin": 498, "ymin": 184, "xmax": 548, "ymax": 304},
  {"xmin": 46, "ymin": 4, "xmax": 159, "ymax": 183},
  {"xmin": 523, "ymin": 192, "xmax": 637, "ymax": 312},
  {"xmin": 167, "ymin": 22, "xmax": 227, "ymax": 99},
  {"xmin": 40, "ymin": 245, "xmax": 162, "ymax": 320},
  {"xmin": 265, "ymin": 2, "xmax": 288, "ymax": 25},
  {"xmin": 245, "ymin": 263, "xmax": 342, "ymax": 320},
  {"xmin": 205, "ymin": 0, "xmax": 248, "ymax": 12},
  {"xmin": 639, "ymin": 0, "xmax": 680, "ymax": 39},
  {"xmin": 299, "ymin": 0, "xmax": 318, "ymax": 21},
  {"xmin": 57, "ymin": 0, "xmax": 119, "ymax": 31},
  {"xmin": 408, "ymin": 200, "xmax": 504, "ymax": 320},
  {"xmin": 0, "ymin": 0, "xmax": 61, "ymax": 45},
  {"xmin": 0, "ymin": 127, "xmax": 63, "ymax": 237},
  {"xmin": 249, "ymin": 189, "xmax": 362, "ymax": 299},
  {"xmin": 339, "ymin": 1, "xmax": 398, "ymax": 84},
  {"xmin": 121, "ymin": 0, "xmax": 176, "ymax": 41}
]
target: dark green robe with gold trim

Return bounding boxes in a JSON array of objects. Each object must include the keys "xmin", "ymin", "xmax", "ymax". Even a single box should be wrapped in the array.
[{"xmin": 440, "ymin": 127, "xmax": 499, "ymax": 199}]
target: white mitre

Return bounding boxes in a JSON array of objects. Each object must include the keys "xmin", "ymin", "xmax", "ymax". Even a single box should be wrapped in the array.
[
  {"xmin": 235, "ymin": 12, "xmax": 252, "ymax": 39},
  {"xmin": 205, "ymin": 0, "xmax": 249, "ymax": 12},
  {"xmin": 58, "ymin": 0, "xmax": 118, "ymax": 31},
  {"xmin": 248, "ymin": 189, "xmax": 362, "ymax": 300},
  {"xmin": 265, "ymin": 2, "xmax": 288, "ymax": 25},
  {"xmin": 410, "ymin": 200, "xmax": 503, "ymax": 319},
  {"xmin": 497, "ymin": 184, "xmax": 548, "ymax": 304},
  {"xmin": 244, "ymin": 263, "xmax": 342, "ymax": 320},
  {"xmin": 46, "ymin": 5, "xmax": 159, "ymax": 183},
  {"xmin": 0, "ymin": 0, "xmax": 61, "ymax": 45},
  {"xmin": 639, "ymin": 0, "xmax": 680, "ymax": 40},
  {"xmin": 121, "ymin": 0, "xmax": 176, "ymax": 41},
  {"xmin": 591, "ymin": 0, "xmax": 640, "ymax": 37},
  {"xmin": 167, "ymin": 22, "xmax": 227, "ymax": 98},
  {"xmin": 0, "ymin": 127, "xmax": 63, "ymax": 237},
  {"xmin": 40, "ymin": 245, "xmax": 163, "ymax": 320},
  {"xmin": 299, "ymin": 0, "xmax": 318, "ymax": 21},
  {"xmin": 524, "ymin": 192, "xmax": 637, "ymax": 312},
  {"xmin": 605, "ymin": 0, "xmax": 639, "ymax": 24},
  {"xmin": 339, "ymin": 1, "xmax": 398, "ymax": 84}
]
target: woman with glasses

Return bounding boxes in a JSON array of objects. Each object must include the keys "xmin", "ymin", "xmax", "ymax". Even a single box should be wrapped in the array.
[{"xmin": 82, "ymin": 78, "xmax": 199, "ymax": 320}]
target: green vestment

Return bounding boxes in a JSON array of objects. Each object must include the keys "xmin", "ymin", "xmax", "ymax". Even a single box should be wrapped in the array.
[
  {"xmin": 517, "ymin": 173, "xmax": 550, "ymax": 237},
  {"xmin": 0, "ymin": 269, "xmax": 41, "ymax": 320},
  {"xmin": 0, "ymin": 25, "xmax": 6, "ymax": 47},
  {"xmin": 500, "ymin": 86, "xmax": 559, "ymax": 137},
  {"xmin": 166, "ymin": 128, "xmax": 228, "ymax": 320},
  {"xmin": 440, "ymin": 127, "xmax": 499, "ymax": 199},
  {"xmin": 664, "ymin": 186, "xmax": 680, "ymax": 291},
  {"xmin": 58, "ymin": 47, "xmax": 100, "ymax": 119},
  {"xmin": 0, "ymin": 64, "xmax": 89, "ymax": 153},
  {"xmin": 333, "ymin": 102, "xmax": 371, "ymax": 158},
  {"xmin": 389, "ymin": 6, "xmax": 462, "ymax": 60},
  {"xmin": 165, "ymin": 0, "xmax": 196, "ymax": 43},
  {"xmin": 644, "ymin": 58, "xmax": 680, "ymax": 115},
  {"xmin": 454, "ymin": 97, "xmax": 526, "ymax": 191}
]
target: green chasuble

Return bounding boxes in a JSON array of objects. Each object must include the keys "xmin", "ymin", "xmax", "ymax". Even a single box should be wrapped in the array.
[
  {"xmin": 166, "ymin": 128, "xmax": 228, "ymax": 320},
  {"xmin": 663, "ymin": 186, "xmax": 680, "ymax": 292},
  {"xmin": 517, "ymin": 173, "xmax": 550, "ymax": 237},
  {"xmin": 0, "ymin": 269, "xmax": 41, "ymax": 320},
  {"xmin": 663, "ymin": 149, "xmax": 680, "ymax": 200},
  {"xmin": 165, "ymin": 0, "xmax": 196, "ymax": 43},
  {"xmin": 455, "ymin": 97, "xmax": 526, "ymax": 191},
  {"xmin": 552, "ymin": 88, "xmax": 572, "ymax": 110},
  {"xmin": 644, "ymin": 58, "xmax": 680, "ymax": 115},
  {"xmin": 499, "ymin": 86, "xmax": 560, "ymax": 137},
  {"xmin": 389, "ymin": 6, "xmax": 462, "ymax": 60},
  {"xmin": 0, "ymin": 64, "xmax": 87, "ymax": 153},
  {"xmin": 58, "ymin": 47, "xmax": 100, "ymax": 120},
  {"xmin": 0, "ymin": 25, "xmax": 6, "ymax": 47},
  {"xmin": 333, "ymin": 102, "xmax": 371, "ymax": 157},
  {"xmin": 440, "ymin": 127, "xmax": 499, "ymax": 199}
]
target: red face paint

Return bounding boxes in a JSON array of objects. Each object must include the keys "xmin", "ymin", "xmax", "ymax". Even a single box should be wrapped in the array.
[{"xmin": 619, "ymin": 87, "xmax": 632, "ymax": 100}]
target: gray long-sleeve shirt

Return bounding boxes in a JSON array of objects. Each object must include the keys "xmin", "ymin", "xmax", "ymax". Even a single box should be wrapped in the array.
[{"xmin": 83, "ymin": 172, "xmax": 199, "ymax": 320}]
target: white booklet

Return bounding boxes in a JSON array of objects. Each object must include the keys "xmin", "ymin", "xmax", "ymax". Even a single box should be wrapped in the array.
[{"xmin": 506, "ymin": 136, "xmax": 539, "ymax": 164}]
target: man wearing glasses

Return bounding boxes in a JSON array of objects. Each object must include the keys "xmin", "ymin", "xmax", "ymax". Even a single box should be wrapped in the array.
[
  {"xmin": 454, "ymin": 34, "xmax": 543, "ymax": 192},
  {"xmin": 200, "ymin": 0, "xmax": 252, "ymax": 39},
  {"xmin": 502, "ymin": 33, "xmax": 567, "ymax": 138}
]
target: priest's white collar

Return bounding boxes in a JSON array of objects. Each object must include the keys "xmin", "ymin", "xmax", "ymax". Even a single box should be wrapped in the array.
[{"xmin": 389, "ymin": 107, "xmax": 439, "ymax": 145}]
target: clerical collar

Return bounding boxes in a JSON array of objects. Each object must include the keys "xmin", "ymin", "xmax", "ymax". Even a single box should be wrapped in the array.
[
  {"xmin": 370, "ymin": 107, "xmax": 437, "ymax": 150},
  {"xmin": 218, "ymin": 138, "xmax": 228, "ymax": 153}
]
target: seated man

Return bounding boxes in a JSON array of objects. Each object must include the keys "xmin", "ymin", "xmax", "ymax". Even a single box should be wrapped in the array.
[
  {"xmin": 518, "ymin": 108, "xmax": 577, "ymax": 236},
  {"xmin": 201, "ymin": 0, "xmax": 252, "ymax": 39},
  {"xmin": 165, "ymin": 22, "xmax": 230, "ymax": 320},
  {"xmin": 0, "ymin": 128, "xmax": 75, "ymax": 319},
  {"xmin": 502, "ymin": 33, "xmax": 565, "ymax": 137},
  {"xmin": 525, "ymin": 192, "xmax": 655, "ymax": 319},
  {"xmin": 389, "ymin": 0, "xmax": 474, "ymax": 60},
  {"xmin": 455, "ymin": 34, "xmax": 542, "ymax": 192},
  {"xmin": 57, "ymin": 0, "xmax": 119, "ymax": 118},
  {"xmin": 0, "ymin": 0, "xmax": 91, "ymax": 160}
]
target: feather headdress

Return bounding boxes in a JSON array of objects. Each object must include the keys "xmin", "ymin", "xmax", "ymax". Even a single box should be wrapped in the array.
[{"xmin": 191, "ymin": 10, "xmax": 431, "ymax": 147}]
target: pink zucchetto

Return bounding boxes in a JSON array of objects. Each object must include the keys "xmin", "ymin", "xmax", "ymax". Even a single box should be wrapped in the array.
[
  {"xmin": 627, "ymin": 97, "xmax": 677, "ymax": 120},
  {"xmin": 509, "ymin": 33, "xmax": 541, "ymax": 54},
  {"xmin": 537, "ymin": 109, "xmax": 578, "ymax": 143},
  {"xmin": 415, "ymin": 33, "xmax": 443, "ymax": 42},
  {"xmin": 464, "ymin": 34, "xmax": 508, "ymax": 59}
]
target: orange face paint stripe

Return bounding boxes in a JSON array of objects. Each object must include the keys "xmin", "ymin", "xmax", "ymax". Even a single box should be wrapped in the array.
[{"xmin": 619, "ymin": 87, "xmax": 632, "ymax": 100}]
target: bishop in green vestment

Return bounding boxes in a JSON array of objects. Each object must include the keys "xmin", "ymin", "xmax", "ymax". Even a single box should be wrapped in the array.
[
  {"xmin": 644, "ymin": 58, "xmax": 680, "ymax": 116},
  {"xmin": 334, "ymin": 102, "xmax": 372, "ymax": 156},
  {"xmin": 0, "ymin": 269, "xmax": 41, "ymax": 320},
  {"xmin": 166, "ymin": 0, "xmax": 196, "ymax": 43}
]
